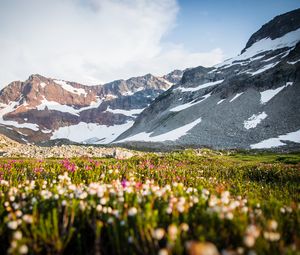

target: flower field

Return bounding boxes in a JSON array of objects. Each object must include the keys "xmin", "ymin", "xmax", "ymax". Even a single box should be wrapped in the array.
[{"xmin": 0, "ymin": 150, "xmax": 299, "ymax": 255}]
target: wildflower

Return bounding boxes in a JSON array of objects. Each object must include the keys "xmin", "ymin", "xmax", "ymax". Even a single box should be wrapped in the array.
[
  {"xmin": 19, "ymin": 244, "xmax": 28, "ymax": 254},
  {"xmin": 221, "ymin": 191, "xmax": 230, "ymax": 204},
  {"xmin": 79, "ymin": 201, "xmax": 87, "ymax": 211},
  {"xmin": 158, "ymin": 248, "xmax": 169, "ymax": 255},
  {"xmin": 96, "ymin": 204, "xmax": 103, "ymax": 212},
  {"xmin": 166, "ymin": 207, "xmax": 172, "ymax": 214},
  {"xmin": 187, "ymin": 242, "xmax": 219, "ymax": 255},
  {"xmin": 263, "ymin": 231, "xmax": 280, "ymax": 241},
  {"xmin": 180, "ymin": 223, "xmax": 189, "ymax": 232},
  {"xmin": 244, "ymin": 235, "xmax": 255, "ymax": 247},
  {"xmin": 40, "ymin": 190, "xmax": 52, "ymax": 199},
  {"xmin": 244, "ymin": 224, "xmax": 260, "ymax": 247},
  {"xmin": 176, "ymin": 203, "xmax": 185, "ymax": 213},
  {"xmin": 128, "ymin": 207, "xmax": 138, "ymax": 216},
  {"xmin": 22, "ymin": 215, "xmax": 33, "ymax": 224},
  {"xmin": 241, "ymin": 207, "xmax": 248, "ymax": 213},
  {"xmin": 190, "ymin": 195, "xmax": 198, "ymax": 204},
  {"xmin": 168, "ymin": 224, "xmax": 178, "ymax": 240},
  {"xmin": 237, "ymin": 247, "xmax": 244, "ymax": 254},
  {"xmin": 121, "ymin": 179, "xmax": 127, "ymax": 188},
  {"xmin": 15, "ymin": 210, "xmax": 23, "ymax": 218},
  {"xmin": 100, "ymin": 198, "xmax": 107, "ymax": 205},
  {"xmin": 13, "ymin": 231, "xmax": 23, "ymax": 240},
  {"xmin": 268, "ymin": 220, "xmax": 278, "ymax": 231},
  {"xmin": 152, "ymin": 228, "xmax": 165, "ymax": 240},
  {"xmin": 78, "ymin": 191, "xmax": 88, "ymax": 200},
  {"xmin": 246, "ymin": 225, "xmax": 260, "ymax": 238},
  {"xmin": 225, "ymin": 212, "xmax": 234, "ymax": 220},
  {"xmin": 7, "ymin": 221, "xmax": 18, "ymax": 230},
  {"xmin": 286, "ymin": 206, "xmax": 292, "ymax": 213},
  {"xmin": 209, "ymin": 195, "xmax": 218, "ymax": 207},
  {"xmin": 10, "ymin": 240, "xmax": 17, "ymax": 249},
  {"xmin": 0, "ymin": 180, "xmax": 9, "ymax": 186},
  {"xmin": 128, "ymin": 236, "xmax": 134, "ymax": 243}
]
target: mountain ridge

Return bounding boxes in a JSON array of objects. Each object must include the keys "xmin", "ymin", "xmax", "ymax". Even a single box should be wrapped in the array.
[
  {"xmin": 114, "ymin": 8, "xmax": 300, "ymax": 150},
  {"xmin": 0, "ymin": 70, "xmax": 185, "ymax": 144}
]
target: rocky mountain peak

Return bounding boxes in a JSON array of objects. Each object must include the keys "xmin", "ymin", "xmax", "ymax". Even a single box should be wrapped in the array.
[
  {"xmin": 0, "ymin": 69, "xmax": 184, "ymax": 144},
  {"xmin": 181, "ymin": 66, "xmax": 215, "ymax": 85},
  {"xmin": 114, "ymin": 8, "xmax": 300, "ymax": 151},
  {"xmin": 163, "ymin": 69, "xmax": 186, "ymax": 84},
  {"xmin": 242, "ymin": 8, "xmax": 300, "ymax": 53}
]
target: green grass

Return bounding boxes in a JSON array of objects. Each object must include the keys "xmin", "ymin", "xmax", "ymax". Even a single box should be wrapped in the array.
[
  {"xmin": 0, "ymin": 150, "xmax": 299, "ymax": 254},
  {"xmin": 228, "ymin": 151, "xmax": 300, "ymax": 164}
]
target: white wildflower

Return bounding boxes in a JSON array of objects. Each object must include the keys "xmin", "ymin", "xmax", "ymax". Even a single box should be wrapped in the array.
[
  {"xmin": 152, "ymin": 228, "xmax": 165, "ymax": 240},
  {"xmin": 7, "ymin": 221, "xmax": 18, "ymax": 230},
  {"xmin": 128, "ymin": 207, "xmax": 138, "ymax": 216},
  {"xmin": 19, "ymin": 244, "xmax": 28, "ymax": 254}
]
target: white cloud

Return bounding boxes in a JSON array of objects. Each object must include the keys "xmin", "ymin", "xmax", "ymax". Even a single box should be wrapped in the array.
[{"xmin": 0, "ymin": 0, "xmax": 224, "ymax": 87}]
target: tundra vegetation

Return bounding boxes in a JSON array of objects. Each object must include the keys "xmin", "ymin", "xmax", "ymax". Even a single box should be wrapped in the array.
[{"xmin": 0, "ymin": 150, "xmax": 299, "ymax": 254}]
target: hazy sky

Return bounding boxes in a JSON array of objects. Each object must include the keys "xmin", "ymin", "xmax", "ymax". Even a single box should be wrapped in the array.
[{"xmin": 0, "ymin": 0, "xmax": 299, "ymax": 87}]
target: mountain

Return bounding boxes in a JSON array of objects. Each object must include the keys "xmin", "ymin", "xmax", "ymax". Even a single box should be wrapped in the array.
[
  {"xmin": 0, "ymin": 70, "xmax": 184, "ymax": 144},
  {"xmin": 114, "ymin": 8, "xmax": 300, "ymax": 150}
]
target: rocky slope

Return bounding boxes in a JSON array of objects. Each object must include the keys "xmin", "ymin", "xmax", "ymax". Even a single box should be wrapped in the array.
[
  {"xmin": 0, "ymin": 134, "xmax": 142, "ymax": 159},
  {"xmin": 0, "ymin": 70, "xmax": 184, "ymax": 144},
  {"xmin": 115, "ymin": 8, "xmax": 300, "ymax": 150}
]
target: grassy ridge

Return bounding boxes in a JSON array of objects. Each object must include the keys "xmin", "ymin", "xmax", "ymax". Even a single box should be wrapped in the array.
[{"xmin": 0, "ymin": 150, "xmax": 299, "ymax": 254}]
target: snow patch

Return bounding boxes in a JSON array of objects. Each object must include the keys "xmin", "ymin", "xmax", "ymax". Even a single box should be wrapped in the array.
[
  {"xmin": 169, "ymin": 93, "xmax": 211, "ymax": 112},
  {"xmin": 54, "ymin": 80, "xmax": 87, "ymax": 96},
  {"xmin": 260, "ymin": 82, "xmax": 293, "ymax": 104},
  {"xmin": 287, "ymin": 59, "xmax": 300, "ymax": 65},
  {"xmin": 37, "ymin": 98, "xmax": 80, "ymax": 116},
  {"xmin": 248, "ymin": 61, "xmax": 280, "ymax": 76},
  {"xmin": 122, "ymin": 91, "xmax": 134, "ymax": 96},
  {"xmin": 0, "ymin": 101, "xmax": 39, "ymax": 131},
  {"xmin": 207, "ymin": 68, "xmax": 217, "ymax": 74},
  {"xmin": 217, "ymin": 99, "xmax": 225, "ymax": 105},
  {"xmin": 177, "ymin": 79, "xmax": 224, "ymax": 92},
  {"xmin": 105, "ymin": 94, "xmax": 118, "ymax": 99},
  {"xmin": 117, "ymin": 117, "xmax": 202, "ymax": 143},
  {"xmin": 229, "ymin": 92, "xmax": 244, "ymax": 102},
  {"xmin": 77, "ymin": 97, "xmax": 102, "ymax": 112},
  {"xmin": 244, "ymin": 112, "xmax": 267, "ymax": 129},
  {"xmin": 21, "ymin": 138, "xmax": 28, "ymax": 143},
  {"xmin": 41, "ymin": 129, "xmax": 52, "ymax": 134},
  {"xmin": 250, "ymin": 129, "xmax": 300, "ymax": 149},
  {"xmin": 37, "ymin": 97, "xmax": 102, "ymax": 115},
  {"xmin": 106, "ymin": 106, "xmax": 144, "ymax": 117},
  {"xmin": 16, "ymin": 130, "xmax": 28, "ymax": 136},
  {"xmin": 250, "ymin": 55, "xmax": 265, "ymax": 61},
  {"xmin": 51, "ymin": 121, "xmax": 134, "ymax": 144},
  {"xmin": 40, "ymin": 82, "xmax": 47, "ymax": 88},
  {"xmin": 215, "ymin": 28, "xmax": 300, "ymax": 68}
]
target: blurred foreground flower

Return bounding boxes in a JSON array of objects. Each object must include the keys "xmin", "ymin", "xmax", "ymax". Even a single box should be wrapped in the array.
[{"xmin": 187, "ymin": 241, "xmax": 219, "ymax": 255}]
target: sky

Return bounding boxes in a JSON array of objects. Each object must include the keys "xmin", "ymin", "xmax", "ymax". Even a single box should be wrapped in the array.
[{"xmin": 0, "ymin": 0, "xmax": 299, "ymax": 87}]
